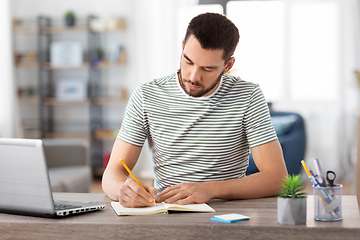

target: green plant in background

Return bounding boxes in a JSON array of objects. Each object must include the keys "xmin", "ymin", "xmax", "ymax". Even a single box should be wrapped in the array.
[
  {"xmin": 279, "ymin": 174, "xmax": 306, "ymax": 199},
  {"xmin": 65, "ymin": 11, "xmax": 75, "ymax": 20},
  {"xmin": 96, "ymin": 47, "xmax": 104, "ymax": 60},
  {"xmin": 64, "ymin": 11, "xmax": 76, "ymax": 26}
]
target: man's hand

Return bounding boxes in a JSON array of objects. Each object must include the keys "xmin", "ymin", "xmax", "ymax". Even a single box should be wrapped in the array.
[
  {"xmin": 155, "ymin": 182, "xmax": 213, "ymax": 205},
  {"xmin": 118, "ymin": 178, "xmax": 158, "ymax": 208}
]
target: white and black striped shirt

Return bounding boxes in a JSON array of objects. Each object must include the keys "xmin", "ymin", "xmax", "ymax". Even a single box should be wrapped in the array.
[{"xmin": 118, "ymin": 72, "xmax": 277, "ymax": 191}]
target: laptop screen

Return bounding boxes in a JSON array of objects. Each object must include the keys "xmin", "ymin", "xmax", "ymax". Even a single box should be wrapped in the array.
[{"xmin": 0, "ymin": 138, "xmax": 55, "ymax": 215}]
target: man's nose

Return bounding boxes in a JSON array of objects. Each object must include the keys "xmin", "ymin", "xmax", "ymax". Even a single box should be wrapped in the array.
[{"xmin": 189, "ymin": 67, "xmax": 201, "ymax": 82}]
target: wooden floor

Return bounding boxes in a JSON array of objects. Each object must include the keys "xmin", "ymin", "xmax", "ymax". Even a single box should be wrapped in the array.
[{"xmin": 90, "ymin": 179, "xmax": 104, "ymax": 193}]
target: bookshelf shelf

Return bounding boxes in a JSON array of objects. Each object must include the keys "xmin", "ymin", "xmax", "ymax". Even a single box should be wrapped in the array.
[
  {"xmin": 44, "ymin": 132, "xmax": 91, "ymax": 139},
  {"xmin": 43, "ymin": 98, "xmax": 90, "ymax": 105},
  {"xmin": 41, "ymin": 26, "xmax": 88, "ymax": 34},
  {"xmin": 19, "ymin": 96, "xmax": 39, "ymax": 104},
  {"xmin": 13, "ymin": 26, "xmax": 37, "ymax": 34}
]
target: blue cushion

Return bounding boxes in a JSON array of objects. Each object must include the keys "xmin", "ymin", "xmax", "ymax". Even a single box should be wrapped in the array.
[{"xmin": 271, "ymin": 115, "xmax": 297, "ymax": 136}]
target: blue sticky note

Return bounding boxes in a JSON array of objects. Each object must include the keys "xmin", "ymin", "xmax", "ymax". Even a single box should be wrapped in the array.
[{"xmin": 211, "ymin": 213, "xmax": 250, "ymax": 223}]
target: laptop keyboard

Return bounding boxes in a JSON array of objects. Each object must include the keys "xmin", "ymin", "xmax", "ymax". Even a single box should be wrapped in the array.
[{"xmin": 54, "ymin": 203, "xmax": 82, "ymax": 211}]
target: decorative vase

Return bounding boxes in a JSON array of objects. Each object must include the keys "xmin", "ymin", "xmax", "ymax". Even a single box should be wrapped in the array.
[{"xmin": 277, "ymin": 197, "xmax": 307, "ymax": 225}]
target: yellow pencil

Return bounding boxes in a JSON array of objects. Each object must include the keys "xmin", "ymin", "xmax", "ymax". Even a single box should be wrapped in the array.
[
  {"xmin": 301, "ymin": 160, "xmax": 331, "ymax": 214},
  {"xmin": 301, "ymin": 160, "xmax": 311, "ymax": 177},
  {"xmin": 119, "ymin": 159, "xmax": 155, "ymax": 204},
  {"xmin": 120, "ymin": 159, "xmax": 146, "ymax": 190}
]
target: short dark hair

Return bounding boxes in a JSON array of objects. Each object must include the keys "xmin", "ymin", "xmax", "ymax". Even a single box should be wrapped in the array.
[{"xmin": 184, "ymin": 12, "xmax": 240, "ymax": 62}]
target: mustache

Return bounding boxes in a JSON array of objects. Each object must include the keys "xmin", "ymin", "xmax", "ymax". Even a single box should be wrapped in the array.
[{"xmin": 182, "ymin": 79, "xmax": 201, "ymax": 87}]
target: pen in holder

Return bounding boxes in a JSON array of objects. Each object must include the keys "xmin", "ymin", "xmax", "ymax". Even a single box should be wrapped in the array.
[{"xmin": 313, "ymin": 184, "xmax": 342, "ymax": 221}]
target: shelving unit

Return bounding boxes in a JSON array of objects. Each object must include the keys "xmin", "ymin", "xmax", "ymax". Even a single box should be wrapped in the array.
[
  {"xmin": 13, "ymin": 18, "xmax": 39, "ymax": 139},
  {"xmin": 13, "ymin": 15, "xmax": 127, "ymax": 174}
]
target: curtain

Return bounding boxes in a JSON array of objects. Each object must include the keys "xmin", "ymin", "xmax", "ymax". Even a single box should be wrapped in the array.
[
  {"xmin": 339, "ymin": 0, "xmax": 360, "ymax": 179},
  {"xmin": 0, "ymin": 0, "xmax": 23, "ymax": 138}
]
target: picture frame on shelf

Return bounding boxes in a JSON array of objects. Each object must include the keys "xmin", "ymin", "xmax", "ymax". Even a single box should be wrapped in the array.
[
  {"xmin": 56, "ymin": 78, "xmax": 87, "ymax": 101},
  {"xmin": 50, "ymin": 41, "xmax": 83, "ymax": 66}
]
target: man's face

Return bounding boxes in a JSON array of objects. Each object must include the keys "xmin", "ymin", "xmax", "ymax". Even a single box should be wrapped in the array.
[{"xmin": 179, "ymin": 35, "xmax": 233, "ymax": 98}]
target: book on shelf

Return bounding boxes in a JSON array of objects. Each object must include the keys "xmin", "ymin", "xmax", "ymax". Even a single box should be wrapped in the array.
[{"xmin": 111, "ymin": 201, "xmax": 215, "ymax": 216}]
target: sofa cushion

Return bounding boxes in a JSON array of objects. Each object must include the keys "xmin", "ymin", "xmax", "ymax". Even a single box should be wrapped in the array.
[
  {"xmin": 48, "ymin": 166, "xmax": 92, "ymax": 193},
  {"xmin": 247, "ymin": 111, "xmax": 306, "ymax": 176},
  {"xmin": 271, "ymin": 115, "xmax": 297, "ymax": 136}
]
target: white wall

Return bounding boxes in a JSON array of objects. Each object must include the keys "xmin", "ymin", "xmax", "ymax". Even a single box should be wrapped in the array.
[{"xmin": 0, "ymin": 0, "xmax": 15, "ymax": 137}]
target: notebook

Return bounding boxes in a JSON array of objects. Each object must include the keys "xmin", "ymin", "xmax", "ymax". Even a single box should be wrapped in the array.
[
  {"xmin": 0, "ymin": 138, "xmax": 105, "ymax": 218},
  {"xmin": 111, "ymin": 201, "xmax": 215, "ymax": 216}
]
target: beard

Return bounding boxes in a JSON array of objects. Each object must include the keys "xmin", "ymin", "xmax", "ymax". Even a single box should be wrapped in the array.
[{"xmin": 179, "ymin": 68, "xmax": 224, "ymax": 98}]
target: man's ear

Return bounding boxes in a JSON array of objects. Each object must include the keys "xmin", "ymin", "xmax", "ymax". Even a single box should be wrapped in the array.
[
  {"xmin": 225, "ymin": 57, "xmax": 235, "ymax": 73},
  {"xmin": 182, "ymin": 39, "xmax": 185, "ymax": 50}
]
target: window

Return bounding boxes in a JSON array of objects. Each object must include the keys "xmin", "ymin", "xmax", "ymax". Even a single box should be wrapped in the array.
[
  {"xmin": 227, "ymin": 1, "xmax": 284, "ymax": 101},
  {"xmin": 227, "ymin": 0, "xmax": 339, "ymax": 102},
  {"xmin": 288, "ymin": 1, "xmax": 338, "ymax": 101}
]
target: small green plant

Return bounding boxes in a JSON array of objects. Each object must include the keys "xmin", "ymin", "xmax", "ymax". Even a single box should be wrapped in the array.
[
  {"xmin": 65, "ymin": 11, "xmax": 75, "ymax": 20},
  {"xmin": 64, "ymin": 11, "xmax": 76, "ymax": 27},
  {"xmin": 279, "ymin": 174, "xmax": 306, "ymax": 199}
]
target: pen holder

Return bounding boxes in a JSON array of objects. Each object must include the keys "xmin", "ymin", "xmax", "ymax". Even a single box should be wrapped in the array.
[{"xmin": 313, "ymin": 184, "xmax": 342, "ymax": 221}]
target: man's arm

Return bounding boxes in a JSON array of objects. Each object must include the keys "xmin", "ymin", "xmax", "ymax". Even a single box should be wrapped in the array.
[
  {"xmin": 156, "ymin": 139, "xmax": 288, "ymax": 204},
  {"xmin": 102, "ymin": 139, "xmax": 158, "ymax": 207}
]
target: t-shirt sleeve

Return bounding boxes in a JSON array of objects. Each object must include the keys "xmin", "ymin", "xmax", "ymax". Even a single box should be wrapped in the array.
[
  {"xmin": 244, "ymin": 85, "xmax": 278, "ymax": 148},
  {"xmin": 117, "ymin": 86, "xmax": 147, "ymax": 147}
]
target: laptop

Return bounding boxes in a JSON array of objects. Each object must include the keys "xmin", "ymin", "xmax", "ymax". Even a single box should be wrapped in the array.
[{"xmin": 0, "ymin": 138, "xmax": 105, "ymax": 218}]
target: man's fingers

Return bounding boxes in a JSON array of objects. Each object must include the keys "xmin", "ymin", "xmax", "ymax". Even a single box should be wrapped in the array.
[
  {"xmin": 127, "ymin": 179, "xmax": 154, "ymax": 202},
  {"xmin": 119, "ymin": 192, "xmax": 146, "ymax": 208},
  {"xmin": 118, "ymin": 179, "xmax": 154, "ymax": 207},
  {"xmin": 163, "ymin": 187, "xmax": 188, "ymax": 204},
  {"xmin": 177, "ymin": 196, "xmax": 194, "ymax": 205},
  {"xmin": 147, "ymin": 187, "xmax": 158, "ymax": 199},
  {"xmin": 156, "ymin": 182, "xmax": 211, "ymax": 205},
  {"xmin": 119, "ymin": 184, "xmax": 149, "ymax": 207},
  {"xmin": 156, "ymin": 185, "xmax": 181, "ymax": 202},
  {"xmin": 156, "ymin": 190, "xmax": 177, "ymax": 203}
]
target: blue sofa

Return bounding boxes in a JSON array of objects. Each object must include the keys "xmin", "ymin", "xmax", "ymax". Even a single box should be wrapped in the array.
[{"xmin": 246, "ymin": 111, "xmax": 306, "ymax": 176}]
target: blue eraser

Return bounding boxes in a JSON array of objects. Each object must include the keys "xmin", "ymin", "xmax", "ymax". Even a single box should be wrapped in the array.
[{"xmin": 211, "ymin": 213, "xmax": 250, "ymax": 223}]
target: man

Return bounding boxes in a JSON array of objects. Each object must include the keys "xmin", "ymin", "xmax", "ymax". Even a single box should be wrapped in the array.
[{"xmin": 102, "ymin": 13, "xmax": 288, "ymax": 208}]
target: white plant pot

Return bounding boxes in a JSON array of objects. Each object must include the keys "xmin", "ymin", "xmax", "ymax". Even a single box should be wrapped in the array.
[{"xmin": 277, "ymin": 197, "xmax": 307, "ymax": 225}]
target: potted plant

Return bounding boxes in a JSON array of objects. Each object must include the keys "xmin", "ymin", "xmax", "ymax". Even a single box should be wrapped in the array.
[
  {"xmin": 64, "ymin": 11, "xmax": 76, "ymax": 27},
  {"xmin": 277, "ymin": 174, "xmax": 307, "ymax": 225}
]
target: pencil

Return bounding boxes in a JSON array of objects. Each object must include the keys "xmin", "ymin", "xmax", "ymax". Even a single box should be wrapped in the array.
[
  {"xmin": 119, "ymin": 159, "xmax": 155, "ymax": 204},
  {"xmin": 120, "ymin": 159, "xmax": 146, "ymax": 190},
  {"xmin": 301, "ymin": 160, "xmax": 311, "ymax": 176},
  {"xmin": 301, "ymin": 160, "xmax": 332, "ymax": 214}
]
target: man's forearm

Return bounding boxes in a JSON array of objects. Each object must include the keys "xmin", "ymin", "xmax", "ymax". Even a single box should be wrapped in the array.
[
  {"xmin": 102, "ymin": 139, "xmax": 143, "ymax": 201},
  {"xmin": 156, "ymin": 166, "xmax": 287, "ymax": 205},
  {"xmin": 208, "ymin": 169, "xmax": 286, "ymax": 200},
  {"xmin": 102, "ymin": 166, "xmax": 127, "ymax": 201}
]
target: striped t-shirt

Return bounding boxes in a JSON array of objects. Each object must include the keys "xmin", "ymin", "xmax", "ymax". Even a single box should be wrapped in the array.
[{"xmin": 117, "ymin": 72, "xmax": 277, "ymax": 191}]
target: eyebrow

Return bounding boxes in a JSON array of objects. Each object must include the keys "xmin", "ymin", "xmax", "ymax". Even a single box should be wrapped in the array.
[{"xmin": 183, "ymin": 53, "xmax": 219, "ymax": 70}]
